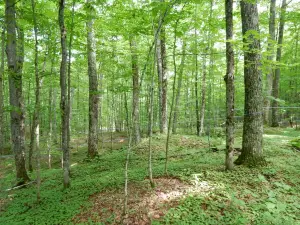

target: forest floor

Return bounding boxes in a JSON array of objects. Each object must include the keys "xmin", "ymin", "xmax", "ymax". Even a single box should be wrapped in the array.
[{"xmin": 0, "ymin": 127, "xmax": 300, "ymax": 224}]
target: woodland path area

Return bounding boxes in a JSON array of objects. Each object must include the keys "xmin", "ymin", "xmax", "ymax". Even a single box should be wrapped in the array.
[{"xmin": 1, "ymin": 127, "xmax": 300, "ymax": 224}]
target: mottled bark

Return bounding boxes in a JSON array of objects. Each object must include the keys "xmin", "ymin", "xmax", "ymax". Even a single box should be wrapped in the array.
[
  {"xmin": 87, "ymin": 0, "xmax": 99, "ymax": 157},
  {"xmin": 59, "ymin": 0, "xmax": 70, "ymax": 188},
  {"xmin": 130, "ymin": 38, "xmax": 141, "ymax": 144},
  {"xmin": 271, "ymin": 0, "xmax": 287, "ymax": 127},
  {"xmin": 235, "ymin": 1, "xmax": 265, "ymax": 166},
  {"xmin": 172, "ymin": 40, "xmax": 186, "ymax": 134},
  {"xmin": 0, "ymin": 29, "xmax": 4, "ymax": 152},
  {"xmin": 225, "ymin": 0, "xmax": 235, "ymax": 170},
  {"xmin": 5, "ymin": 0, "xmax": 30, "ymax": 184},
  {"xmin": 264, "ymin": 0, "xmax": 276, "ymax": 124}
]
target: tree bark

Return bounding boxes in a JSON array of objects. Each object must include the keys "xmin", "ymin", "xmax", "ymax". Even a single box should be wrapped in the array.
[
  {"xmin": 5, "ymin": 0, "xmax": 30, "ymax": 184},
  {"xmin": 130, "ymin": 38, "xmax": 141, "ymax": 144},
  {"xmin": 264, "ymin": 0, "xmax": 276, "ymax": 124},
  {"xmin": 0, "ymin": 28, "xmax": 4, "ymax": 152},
  {"xmin": 225, "ymin": 0, "xmax": 235, "ymax": 170},
  {"xmin": 28, "ymin": 0, "xmax": 41, "ymax": 173},
  {"xmin": 59, "ymin": 0, "xmax": 70, "ymax": 188},
  {"xmin": 156, "ymin": 0, "xmax": 168, "ymax": 134},
  {"xmin": 235, "ymin": 1, "xmax": 265, "ymax": 166},
  {"xmin": 172, "ymin": 40, "xmax": 186, "ymax": 134},
  {"xmin": 87, "ymin": 0, "xmax": 99, "ymax": 158},
  {"xmin": 271, "ymin": 0, "xmax": 287, "ymax": 127}
]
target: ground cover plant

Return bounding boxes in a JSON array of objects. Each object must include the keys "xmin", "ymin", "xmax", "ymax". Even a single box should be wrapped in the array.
[{"xmin": 1, "ymin": 127, "xmax": 299, "ymax": 224}]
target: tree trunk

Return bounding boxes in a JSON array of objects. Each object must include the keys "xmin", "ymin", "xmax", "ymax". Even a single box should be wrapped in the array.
[
  {"xmin": 172, "ymin": 40, "xmax": 186, "ymax": 134},
  {"xmin": 5, "ymin": 0, "xmax": 30, "ymax": 184},
  {"xmin": 59, "ymin": 0, "xmax": 70, "ymax": 188},
  {"xmin": 87, "ymin": 1, "xmax": 99, "ymax": 158},
  {"xmin": 225, "ymin": 0, "xmax": 235, "ymax": 170},
  {"xmin": 235, "ymin": 1, "xmax": 265, "ymax": 166},
  {"xmin": 264, "ymin": 0, "xmax": 276, "ymax": 124},
  {"xmin": 130, "ymin": 38, "xmax": 141, "ymax": 144},
  {"xmin": 67, "ymin": 0, "xmax": 75, "ymax": 145},
  {"xmin": 156, "ymin": 0, "xmax": 168, "ymax": 134},
  {"xmin": 271, "ymin": 0, "xmax": 287, "ymax": 127},
  {"xmin": 0, "ymin": 28, "xmax": 4, "ymax": 152},
  {"xmin": 29, "ymin": 0, "xmax": 41, "ymax": 173}
]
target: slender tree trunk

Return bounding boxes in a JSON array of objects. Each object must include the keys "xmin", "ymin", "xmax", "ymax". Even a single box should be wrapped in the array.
[
  {"xmin": 5, "ymin": 0, "xmax": 30, "ymax": 184},
  {"xmin": 199, "ymin": 53, "xmax": 207, "ymax": 135},
  {"xmin": 29, "ymin": 0, "xmax": 41, "ymax": 173},
  {"xmin": 29, "ymin": 0, "xmax": 42, "ymax": 202},
  {"xmin": 0, "ymin": 29, "xmax": 4, "ymax": 152},
  {"xmin": 194, "ymin": 34, "xmax": 200, "ymax": 136},
  {"xmin": 87, "ymin": 1, "xmax": 99, "ymax": 157},
  {"xmin": 165, "ymin": 19, "xmax": 179, "ymax": 174},
  {"xmin": 59, "ymin": 0, "xmax": 70, "ymax": 188},
  {"xmin": 235, "ymin": 1, "xmax": 265, "ymax": 166},
  {"xmin": 148, "ymin": 67, "xmax": 155, "ymax": 187},
  {"xmin": 156, "ymin": 0, "xmax": 168, "ymax": 134},
  {"xmin": 130, "ymin": 38, "xmax": 141, "ymax": 144},
  {"xmin": 271, "ymin": 0, "xmax": 287, "ymax": 127},
  {"xmin": 264, "ymin": 0, "xmax": 276, "ymax": 124},
  {"xmin": 67, "ymin": 0, "xmax": 75, "ymax": 145},
  {"xmin": 225, "ymin": 0, "xmax": 235, "ymax": 171},
  {"xmin": 172, "ymin": 40, "xmax": 186, "ymax": 134}
]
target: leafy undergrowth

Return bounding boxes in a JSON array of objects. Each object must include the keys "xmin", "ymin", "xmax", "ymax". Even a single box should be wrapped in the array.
[{"xmin": 0, "ymin": 128, "xmax": 300, "ymax": 224}]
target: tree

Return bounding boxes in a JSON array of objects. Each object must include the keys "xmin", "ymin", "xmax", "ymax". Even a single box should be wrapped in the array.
[
  {"xmin": 5, "ymin": 0, "xmax": 30, "ymax": 184},
  {"xmin": 225, "ymin": 0, "xmax": 235, "ymax": 170},
  {"xmin": 264, "ymin": 0, "xmax": 276, "ymax": 124},
  {"xmin": 156, "ymin": 0, "xmax": 168, "ymax": 134},
  {"xmin": 87, "ymin": 0, "xmax": 99, "ymax": 158},
  {"xmin": 130, "ymin": 38, "xmax": 141, "ymax": 144},
  {"xmin": 28, "ymin": 0, "xmax": 41, "ymax": 173},
  {"xmin": 59, "ymin": 0, "xmax": 70, "ymax": 188},
  {"xmin": 235, "ymin": 0, "xmax": 264, "ymax": 166},
  {"xmin": 0, "ymin": 28, "xmax": 4, "ymax": 152},
  {"xmin": 271, "ymin": 0, "xmax": 287, "ymax": 127}
]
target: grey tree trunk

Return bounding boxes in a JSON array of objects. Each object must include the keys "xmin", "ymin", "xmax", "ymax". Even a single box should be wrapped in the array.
[
  {"xmin": 156, "ymin": 0, "xmax": 168, "ymax": 134},
  {"xmin": 264, "ymin": 0, "xmax": 276, "ymax": 124},
  {"xmin": 0, "ymin": 29, "xmax": 4, "ymax": 152},
  {"xmin": 67, "ymin": 0, "xmax": 75, "ymax": 145},
  {"xmin": 29, "ymin": 0, "xmax": 41, "ymax": 173},
  {"xmin": 271, "ymin": 0, "xmax": 287, "ymax": 127},
  {"xmin": 59, "ymin": 0, "xmax": 70, "ymax": 188},
  {"xmin": 5, "ymin": 0, "xmax": 30, "ymax": 184},
  {"xmin": 87, "ymin": 1, "xmax": 99, "ymax": 158},
  {"xmin": 235, "ymin": 1, "xmax": 265, "ymax": 166},
  {"xmin": 225, "ymin": 0, "xmax": 235, "ymax": 170},
  {"xmin": 130, "ymin": 38, "xmax": 141, "ymax": 144},
  {"xmin": 172, "ymin": 40, "xmax": 186, "ymax": 134}
]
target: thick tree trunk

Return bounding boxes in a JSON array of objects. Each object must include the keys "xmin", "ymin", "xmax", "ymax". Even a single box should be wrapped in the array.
[
  {"xmin": 87, "ymin": 1, "xmax": 99, "ymax": 158},
  {"xmin": 271, "ymin": 0, "xmax": 287, "ymax": 127},
  {"xmin": 172, "ymin": 40, "xmax": 186, "ymax": 134},
  {"xmin": 59, "ymin": 0, "xmax": 70, "ymax": 188},
  {"xmin": 130, "ymin": 38, "xmax": 141, "ymax": 144},
  {"xmin": 0, "ymin": 29, "xmax": 4, "ymax": 152},
  {"xmin": 5, "ymin": 0, "xmax": 30, "ymax": 184},
  {"xmin": 225, "ymin": 0, "xmax": 235, "ymax": 170},
  {"xmin": 264, "ymin": 0, "xmax": 276, "ymax": 124},
  {"xmin": 235, "ymin": 1, "xmax": 265, "ymax": 166}
]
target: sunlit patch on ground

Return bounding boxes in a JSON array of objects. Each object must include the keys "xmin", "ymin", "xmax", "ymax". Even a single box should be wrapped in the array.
[{"xmin": 73, "ymin": 177, "xmax": 215, "ymax": 225}]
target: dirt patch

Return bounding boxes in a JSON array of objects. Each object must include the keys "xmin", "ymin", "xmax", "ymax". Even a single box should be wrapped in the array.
[{"xmin": 73, "ymin": 177, "xmax": 214, "ymax": 224}]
